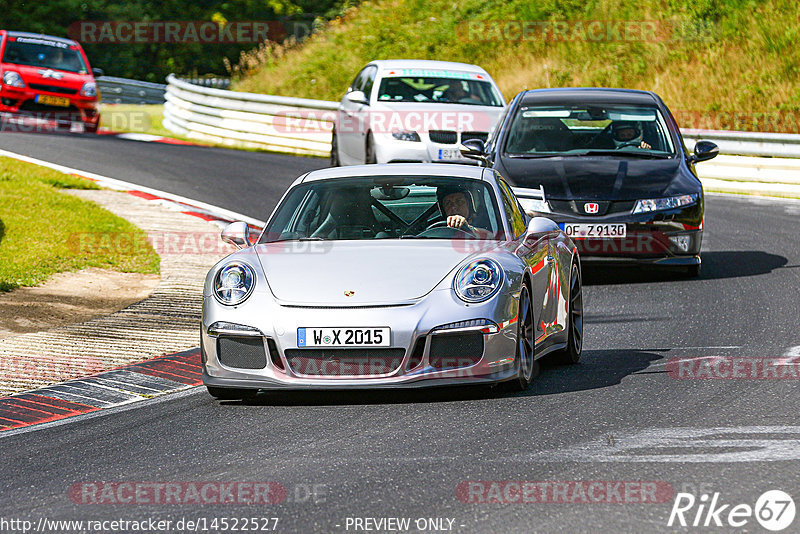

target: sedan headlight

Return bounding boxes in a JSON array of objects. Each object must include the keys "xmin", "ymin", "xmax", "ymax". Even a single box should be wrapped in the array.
[
  {"xmin": 518, "ymin": 197, "xmax": 551, "ymax": 214},
  {"xmin": 633, "ymin": 193, "xmax": 699, "ymax": 214},
  {"xmin": 391, "ymin": 130, "xmax": 421, "ymax": 142},
  {"xmin": 213, "ymin": 262, "xmax": 255, "ymax": 305},
  {"xmin": 2, "ymin": 71, "xmax": 25, "ymax": 89},
  {"xmin": 80, "ymin": 81, "xmax": 97, "ymax": 98},
  {"xmin": 454, "ymin": 259, "xmax": 504, "ymax": 303}
]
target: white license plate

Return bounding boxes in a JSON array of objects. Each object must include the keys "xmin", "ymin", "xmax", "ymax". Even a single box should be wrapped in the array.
[
  {"xmin": 297, "ymin": 327, "xmax": 390, "ymax": 347},
  {"xmin": 437, "ymin": 148, "xmax": 461, "ymax": 160},
  {"xmin": 561, "ymin": 223, "xmax": 626, "ymax": 239},
  {"xmin": 70, "ymin": 122, "xmax": 85, "ymax": 133}
]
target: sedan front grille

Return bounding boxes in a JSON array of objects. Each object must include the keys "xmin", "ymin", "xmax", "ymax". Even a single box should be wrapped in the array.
[
  {"xmin": 285, "ymin": 348, "xmax": 406, "ymax": 377},
  {"xmin": 217, "ymin": 336, "xmax": 268, "ymax": 369},
  {"xmin": 429, "ymin": 130, "xmax": 458, "ymax": 144},
  {"xmin": 429, "ymin": 332, "xmax": 484, "ymax": 369},
  {"xmin": 28, "ymin": 83, "xmax": 79, "ymax": 95}
]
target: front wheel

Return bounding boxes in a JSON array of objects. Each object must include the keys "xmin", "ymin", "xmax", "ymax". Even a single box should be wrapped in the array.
[
  {"xmin": 365, "ymin": 131, "xmax": 377, "ymax": 164},
  {"xmin": 544, "ymin": 259, "xmax": 583, "ymax": 365},
  {"xmin": 330, "ymin": 128, "xmax": 340, "ymax": 166},
  {"xmin": 503, "ymin": 283, "xmax": 538, "ymax": 391}
]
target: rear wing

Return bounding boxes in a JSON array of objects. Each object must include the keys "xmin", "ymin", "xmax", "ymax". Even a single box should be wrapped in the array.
[{"xmin": 511, "ymin": 185, "xmax": 551, "ymax": 216}]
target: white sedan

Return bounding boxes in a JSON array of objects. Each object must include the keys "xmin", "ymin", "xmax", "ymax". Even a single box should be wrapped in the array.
[{"xmin": 332, "ymin": 60, "xmax": 506, "ymax": 166}]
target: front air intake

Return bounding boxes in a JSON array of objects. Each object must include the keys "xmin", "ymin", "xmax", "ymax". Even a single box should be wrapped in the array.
[{"xmin": 217, "ymin": 336, "xmax": 268, "ymax": 369}]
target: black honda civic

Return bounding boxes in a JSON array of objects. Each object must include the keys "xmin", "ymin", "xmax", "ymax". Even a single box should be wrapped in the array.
[{"xmin": 461, "ymin": 88, "xmax": 718, "ymax": 276}]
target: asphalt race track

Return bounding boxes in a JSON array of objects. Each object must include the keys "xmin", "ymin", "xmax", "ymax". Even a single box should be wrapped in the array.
[{"xmin": 1, "ymin": 132, "xmax": 799, "ymax": 532}]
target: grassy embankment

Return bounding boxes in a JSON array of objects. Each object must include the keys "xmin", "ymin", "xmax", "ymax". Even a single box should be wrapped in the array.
[
  {"xmin": 232, "ymin": 0, "xmax": 800, "ymax": 133},
  {"xmin": 0, "ymin": 157, "xmax": 159, "ymax": 292}
]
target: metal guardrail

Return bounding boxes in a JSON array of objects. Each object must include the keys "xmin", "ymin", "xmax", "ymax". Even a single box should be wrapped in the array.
[
  {"xmin": 163, "ymin": 74, "xmax": 336, "ymax": 156},
  {"xmin": 681, "ymin": 129, "xmax": 800, "ymax": 159},
  {"xmin": 161, "ymin": 76, "xmax": 800, "ymax": 196},
  {"xmin": 98, "ymin": 76, "xmax": 166, "ymax": 105}
]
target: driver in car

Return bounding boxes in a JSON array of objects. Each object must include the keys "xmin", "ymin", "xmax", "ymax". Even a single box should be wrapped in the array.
[
  {"xmin": 437, "ymin": 185, "xmax": 490, "ymax": 236},
  {"xmin": 611, "ymin": 122, "xmax": 652, "ymax": 150}
]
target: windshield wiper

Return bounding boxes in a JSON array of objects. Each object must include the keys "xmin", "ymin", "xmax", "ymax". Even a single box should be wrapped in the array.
[{"xmin": 572, "ymin": 150, "xmax": 672, "ymax": 159}]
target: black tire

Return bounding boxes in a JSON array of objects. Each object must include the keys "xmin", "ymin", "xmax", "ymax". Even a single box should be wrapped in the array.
[
  {"xmin": 330, "ymin": 128, "xmax": 340, "ymax": 166},
  {"xmin": 503, "ymin": 283, "xmax": 538, "ymax": 391},
  {"xmin": 206, "ymin": 386, "xmax": 257, "ymax": 400},
  {"xmin": 544, "ymin": 260, "xmax": 583, "ymax": 365},
  {"xmin": 365, "ymin": 131, "xmax": 377, "ymax": 164}
]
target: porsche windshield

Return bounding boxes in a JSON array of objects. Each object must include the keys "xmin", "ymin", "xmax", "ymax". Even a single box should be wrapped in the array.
[
  {"xmin": 2, "ymin": 38, "xmax": 88, "ymax": 74},
  {"xmin": 504, "ymin": 104, "xmax": 676, "ymax": 156},
  {"xmin": 377, "ymin": 76, "xmax": 503, "ymax": 106},
  {"xmin": 261, "ymin": 176, "xmax": 504, "ymax": 242}
]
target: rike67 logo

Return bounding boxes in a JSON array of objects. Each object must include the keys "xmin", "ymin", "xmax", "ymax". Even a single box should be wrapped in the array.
[{"xmin": 668, "ymin": 490, "xmax": 795, "ymax": 531}]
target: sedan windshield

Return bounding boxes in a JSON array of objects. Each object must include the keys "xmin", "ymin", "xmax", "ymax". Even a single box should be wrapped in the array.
[
  {"xmin": 2, "ymin": 38, "xmax": 88, "ymax": 74},
  {"xmin": 377, "ymin": 76, "xmax": 503, "ymax": 106},
  {"xmin": 504, "ymin": 104, "xmax": 675, "ymax": 156},
  {"xmin": 261, "ymin": 176, "xmax": 504, "ymax": 242}
]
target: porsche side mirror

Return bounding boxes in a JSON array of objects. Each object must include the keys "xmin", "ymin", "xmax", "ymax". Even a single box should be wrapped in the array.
[
  {"xmin": 690, "ymin": 140, "xmax": 719, "ymax": 163},
  {"xmin": 221, "ymin": 221, "xmax": 251, "ymax": 249},
  {"xmin": 345, "ymin": 90, "xmax": 368, "ymax": 105},
  {"xmin": 460, "ymin": 139, "xmax": 487, "ymax": 162},
  {"xmin": 526, "ymin": 216, "xmax": 559, "ymax": 240}
]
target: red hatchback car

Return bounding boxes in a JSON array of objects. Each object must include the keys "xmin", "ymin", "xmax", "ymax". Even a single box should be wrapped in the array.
[{"xmin": 0, "ymin": 31, "xmax": 101, "ymax": 132}]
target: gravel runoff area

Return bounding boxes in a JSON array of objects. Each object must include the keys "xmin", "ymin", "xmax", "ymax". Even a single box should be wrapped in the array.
[{"xmin": 0, "ymin": 190, "xmax": 234, "ymax": 396}]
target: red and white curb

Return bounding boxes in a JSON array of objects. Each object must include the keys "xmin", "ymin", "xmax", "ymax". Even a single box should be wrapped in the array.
[{"xmin": 0, "ymin": 349, "xmax": 202, "ymax": 432}]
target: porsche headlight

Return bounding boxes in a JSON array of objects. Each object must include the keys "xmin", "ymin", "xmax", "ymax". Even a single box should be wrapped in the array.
[
  {"xmin": 2, "ymin": 71, "xmax": 25, "ymax": 88},
  {"xmin": 633, "ymin": 193, "xmax": 699, "ymax": 214},
  {"xmin": 213, "ymin": 262, "xmax": 255, "ymax": 305},
  {"xmin": 454, "ymin": 259, "xmax": 504, "ymax": 303}
]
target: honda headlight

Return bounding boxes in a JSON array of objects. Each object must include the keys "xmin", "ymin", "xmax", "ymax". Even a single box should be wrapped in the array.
[
  {"xmin": 80, "ymin": 81, "xmax": 97, "ymax": 98},
  {"xmin": 633, "ymin": 193, "xmax": 699, "ymax": 214},
  {"xmin": 2, "ymin": 71, "xmax": 25, "ymax": 88},
  {"xmin": 518, "ymin": 197, "xmax": 551, "ymax": 214},
  {"xmin": 213, "ymin": 262, "xmax": 255, "ymax": 305},
  {"xmin": 454, "ymin": 259, "xmax": 504, "ymax": 303},
  {"xmin": 391, "ymin": 130, "xmax": 420, "ymax": 142}
]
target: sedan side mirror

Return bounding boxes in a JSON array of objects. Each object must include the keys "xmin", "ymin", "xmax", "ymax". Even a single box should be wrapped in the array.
[
  {"xmin": 460, "ymin": 139, "xmax": 487, "ymax": 162},
  {"xmin": 691, "ymin": 140, "xmax": 719, "ymax": 163},
  {"xmin": 221, "ymin": 221, "xmax": 251, "ymax": 249},
  {"xmin": 91, "ymin": 68, "xmax": 104, "ymax": 78},
  {"xmin": 345, "ymin": 90, "xmax": 368, "ymax": 105}
]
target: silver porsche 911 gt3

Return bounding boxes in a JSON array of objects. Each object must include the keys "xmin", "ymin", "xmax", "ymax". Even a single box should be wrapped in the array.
[{"xmin": 201, "ymin": 164, "xmax": 582, "ymax": 399}]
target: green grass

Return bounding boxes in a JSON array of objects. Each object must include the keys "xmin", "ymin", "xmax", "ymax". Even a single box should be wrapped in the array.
[
  {"xmin": 0, "ymin": 157, "xmax": 160, "ymax": 292},
  {"xmin": 233, "ymin": 0, "xmax": 800, "ymax": 133}
]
